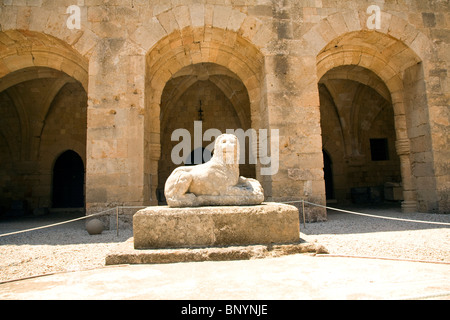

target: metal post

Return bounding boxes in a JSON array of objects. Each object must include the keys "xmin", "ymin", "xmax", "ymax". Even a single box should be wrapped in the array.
[
  {"xmin": 302, "ymin": 200, "xmax": 306, "ymax": 229},
  {"xmin": 116, "ymin": 206, "xmax": 119, "ymax": 237}
]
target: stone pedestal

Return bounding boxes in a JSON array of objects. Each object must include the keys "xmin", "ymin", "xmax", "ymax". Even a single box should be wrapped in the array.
[{"xmin": 133, "ymin": 202, "xmax": 300, "ymax": 249}]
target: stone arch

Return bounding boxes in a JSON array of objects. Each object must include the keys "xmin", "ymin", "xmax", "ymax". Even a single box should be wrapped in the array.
[
  {"xmin": 159, "ymin": 63, "xmax": 252, "ymax": 131},
  {"xmin": 146, "ymin": 26, "xmax": 264, "ymax": 110},
  {"xmin": 42, "ymin": 138, "xmax": 87, "ymax": 175},
  {"xmin": 157, "ymin": 63, "xmax": 255, "ymax": 203},
  {"xmin": 312, "ymin": 12, "xmax": 435, "ymax": 212},
  {"xmin": 0, "ymin": 30, "xmax": 88, "ymax": 211},
  {"xmin": 303, "ymin": 10, "xmax": 432, "ymax": 61},
  {"xmin": 0, "ymin": 30, "xmax": 88, "ymax": 91},
  {"xmin": 316, "ymin": 34, "xmax": 419, "ymax": 125},
  {"xmin": 144, "ymin": 26, "xmax": 265, "ymax": 204},
  {"xmin": 131, "ymin": 4, "xmax": 273, "ymax": 55}
]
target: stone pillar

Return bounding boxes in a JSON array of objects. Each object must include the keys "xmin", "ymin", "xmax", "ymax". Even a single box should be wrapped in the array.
[
  {"xmin": 264, "ymin": 54, "xmax": 326, "ymax": 221},
  {"xmin": 395, "ymin": 139, "xmax": 418, "ymax": 213},
  {"xmin": 85, "ymin": 41, "xmax": 147, "ymax": 215}
]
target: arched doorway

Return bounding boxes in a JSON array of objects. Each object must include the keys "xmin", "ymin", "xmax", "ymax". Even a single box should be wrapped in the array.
[
  {"xmin": 316, "ymin": 29, "xmax": 433, "ymax": 212},
  {"xmin": 157, "ymin": 63, "xmax": 255, "ymax": 204},
  {"xmin": 319, "ymin": 66, "xmax": 402, "ymax": 205},
  {"xmin": 0, "ymin": 67, "xmax": 88, "ymax": 211},
  {"xmin": 52, "ymin": 150, "xmax": 84, "ymax": 208},
  {"xmin": 145, "ymin": 27, "xmax": 265, "ymax": 205},
  {"xmin": 0, "ymin": 30, "xmax": 88, "ymax": 212},
  {"xmin": 322, "ymin": 150, "xmax": 334, "ymax": 201}
]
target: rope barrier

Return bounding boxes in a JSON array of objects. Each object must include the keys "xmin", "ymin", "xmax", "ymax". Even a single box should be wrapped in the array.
[
  {"xmin": 281, "ymin": 200, "xmax": 450, "ymax": 227},
  {"xmin": 0, "ymin": 200, "xmax": 449, "ymax": 239},
  {"xmin": 0, "ymin": 206, "xmax": 146, "ymax": 238}
]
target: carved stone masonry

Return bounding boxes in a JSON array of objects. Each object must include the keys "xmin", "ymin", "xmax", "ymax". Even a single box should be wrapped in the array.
[{"xmin": 164, "ymin": 134, "xmax": 264, "ymax": 207}]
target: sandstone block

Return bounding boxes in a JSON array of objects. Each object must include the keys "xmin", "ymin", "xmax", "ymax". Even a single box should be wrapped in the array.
[
  {"xmin": 106, "ymin": 240, "xmax": 328, "ymax": 266},
  {"xmin": 133, "ymin": 202, "xmax": 300, "ymax": 249}
]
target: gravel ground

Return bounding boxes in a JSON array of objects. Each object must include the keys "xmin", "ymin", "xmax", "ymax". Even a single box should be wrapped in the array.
[
  {"xmin": 0, "ymin": 212, "xmax": 133, "ymax": 283},
  {"xmin": 1, "ymin": 204, "xmax": 449, "ymax": 283},
  {"xmin": 301, "ymin": 204, "xmax": 450, "ymax": 263}
]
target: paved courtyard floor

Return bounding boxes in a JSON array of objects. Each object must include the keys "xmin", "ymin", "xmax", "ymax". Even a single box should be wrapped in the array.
[
  {"xmin": 1, "ymin": 251, "xmax": 449, "ymax": 300},
  {"xmin": 1, "ymin": 203, "xmax": 449, "ymax": 301}
]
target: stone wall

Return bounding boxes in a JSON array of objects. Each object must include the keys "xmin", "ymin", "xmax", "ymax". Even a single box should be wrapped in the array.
[{"xmin": 0, "ymin": 0, "xmax": 448, "ymax": 218}]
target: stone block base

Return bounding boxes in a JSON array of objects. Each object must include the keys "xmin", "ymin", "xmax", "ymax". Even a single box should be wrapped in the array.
[
  {"xmin": 133, "ymin": 203, "xmax": 300, "ymax": 249},
  {"xmin": 105, "ymin": 239, "xmax": 328, "ymax": 265}
]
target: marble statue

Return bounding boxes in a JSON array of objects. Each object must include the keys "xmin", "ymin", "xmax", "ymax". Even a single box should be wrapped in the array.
[{"xmin": 164, "ymin": 133, "xmax": 264, "ymax": 207}]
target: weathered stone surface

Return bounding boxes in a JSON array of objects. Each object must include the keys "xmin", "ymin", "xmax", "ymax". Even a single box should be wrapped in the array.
[
  {"xmin": 0, "ymin": 1, "xmax": 448, "ymax": 219},
  {"xmin": 106, "ymin": 237, "xmax": 328, "ymax": 265},
  {"xmin": 133, "ymin": 202, "xmax": 300, "ymax": 249},
  {"xmin": 164, "ymin": 134, "xmax": 264, "ymax": 208}
]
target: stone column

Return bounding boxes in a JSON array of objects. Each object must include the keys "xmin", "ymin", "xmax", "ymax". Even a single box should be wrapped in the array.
[
  {"xmin": 395, "ymin": 139, "xmax": 418, "ymax": 213},
  {"xmin": 263, "ymin": 53, "xmax": 326, "ymax": 221},
  {"xmin": 85, "ymin": 41, "xmax": 147, "ymax": 216}
]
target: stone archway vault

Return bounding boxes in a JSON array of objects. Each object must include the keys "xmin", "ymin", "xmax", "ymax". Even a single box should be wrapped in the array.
[
  {"xmin": 0, "ymin": 30, "xmax": 88, "ymax": 211},
  {"xmin": 314, "ymin": 24, "xmax": 434, "ymax": 212},
  {"xmin": 0, "ymin": 30, "xmax": 88, "ymax": 91},
  {"xmin": 144, "ymin": 26, "xmax": 265, "ymax": 205}
]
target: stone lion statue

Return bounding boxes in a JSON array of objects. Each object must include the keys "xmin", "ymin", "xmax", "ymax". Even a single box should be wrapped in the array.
[{"xmin": 164, "ymin": 133, "xmax": 264, "ymax": 207}]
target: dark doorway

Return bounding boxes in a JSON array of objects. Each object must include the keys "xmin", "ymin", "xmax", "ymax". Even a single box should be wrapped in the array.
[
  {"xmin": 52, "ymin": 150, "xmax": 84, "ymax": 208},
  {"xmin": 323, "ymin": 150, "xmax": 334, "ymax": 200},
  {"xmin": 370, "ymin": 138, "xmax": 389, "ymax": 161}
]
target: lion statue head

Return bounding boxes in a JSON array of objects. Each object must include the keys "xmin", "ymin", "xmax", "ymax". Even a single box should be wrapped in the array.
[{"xmin": 212, "ymin": 133, "xmax": 240, "ymax": 165}]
